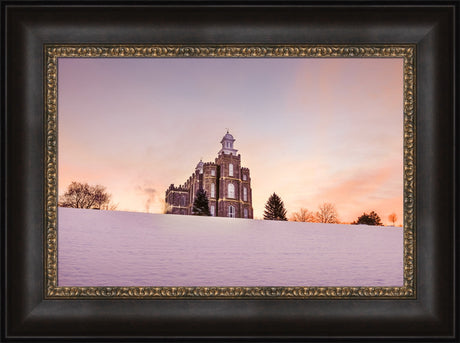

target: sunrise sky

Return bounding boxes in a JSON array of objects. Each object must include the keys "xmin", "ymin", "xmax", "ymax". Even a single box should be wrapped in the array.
[{"xmin": 58, "ymin": 57, "xmax": 403, "ymax": 225}]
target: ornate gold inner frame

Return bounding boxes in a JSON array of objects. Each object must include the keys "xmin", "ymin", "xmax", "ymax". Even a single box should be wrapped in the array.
[{"xmin": 45, "ymin": 45, "xmax": 416, "ymax": 299}]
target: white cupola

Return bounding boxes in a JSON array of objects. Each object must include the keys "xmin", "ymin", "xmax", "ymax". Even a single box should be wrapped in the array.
[{"xmin": 218, "ymin": 130, "xmax": 238, "ymax": 155}]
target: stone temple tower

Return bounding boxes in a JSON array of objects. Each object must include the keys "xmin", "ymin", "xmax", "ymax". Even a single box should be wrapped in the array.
[{"xmin": 165, "ymin": 131, "xmax": 253, "ymax": 218}]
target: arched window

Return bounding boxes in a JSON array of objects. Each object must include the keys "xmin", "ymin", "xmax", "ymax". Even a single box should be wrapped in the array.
[
  {"xmin": 243, "ymin": 187, "xmax": 247, "ymax": 201},
  {"xmin": 243, "ymin": 174, "xmax": 247, "ymax": 181},
  {"xmin": 211, "ymin": 169, "xmax": 215, "ymax": 176},
  {"xmin": 228, "ymin": 205, "xmax": 235, "ymax": 218},
  {"xmin": 229, "ymin": 163, "xmax": 234, "ymax": 176},
  {"xmin": 244, "ymin": 208, "xmax": 248, "ymax": 218},
  {"xmin": 210, "ymin": 183, "xmax": 215, "ymax": 198},
  {"xmin": 228, "ymin": 183, "xmax": 235, "ymax": 198},
  {"xmin": 210, "ymin": 205, "xmax": 215, "ymax": 216}
]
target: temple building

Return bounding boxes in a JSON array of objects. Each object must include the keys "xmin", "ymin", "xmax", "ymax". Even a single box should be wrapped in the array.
[{"xmin": 165, "ymin": 131, "xmax": 253, "ymax": 218}]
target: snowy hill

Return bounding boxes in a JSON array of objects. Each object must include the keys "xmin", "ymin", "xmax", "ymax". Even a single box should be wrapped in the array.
[{"xmin": 58, "ymin": 207, "xmax": 404, "ymax": 287}]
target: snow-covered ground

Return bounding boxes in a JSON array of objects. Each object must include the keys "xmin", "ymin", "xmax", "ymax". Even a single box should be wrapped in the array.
[{"xmin": 58, "ymin": 207, "xmax": 404, "ymax": 287}]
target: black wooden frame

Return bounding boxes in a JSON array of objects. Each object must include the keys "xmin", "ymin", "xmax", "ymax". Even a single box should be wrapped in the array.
[{"xmin": 1, "ymin": 1, "xmax": 457, "ymax": 341}]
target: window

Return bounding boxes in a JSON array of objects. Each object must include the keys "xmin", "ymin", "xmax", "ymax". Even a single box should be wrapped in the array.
[
  {"xmin": 228, "ymin": 205, "xmax": 235, "ymax": 218},
  {"xmin": 229, "ymin": 163, "xmax": 233, "ymax": 176},
  {"xmin": 243, "ymin": 187, "xmax": 247, "ymax": 201},
  {"xmin": 211, "ymin": 205, "xmax": 215, "ymax": 216},
  {"xmin": 180, "ymin": 196, "xmax": 185, "ymax": 207},
  {"xmin": 243, "ymin": 174, "xmax": 247, "ymax": 181},
  {"xmin": 228, "ymin": 183, "xmax": 235, "ymax": 198},
  {"xmin": 211, "ymin": 169, "xmax": 215, "ymax": 176},
  {"xmin": 210, "ymin": 183, "xmax": 215, "ymax": 198},
  {"xmin": 244, "ymin": 208, "xmax": 248, "ymax": 218}
]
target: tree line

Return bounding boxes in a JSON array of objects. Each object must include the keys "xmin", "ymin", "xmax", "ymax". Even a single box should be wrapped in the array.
[
  {"xmin": 263, "ymin": 193, "xmax": 339, "ymax": 223},
  {"xmin": 263, "ymin": 192, "xmax": 398, "ymax": 226}
]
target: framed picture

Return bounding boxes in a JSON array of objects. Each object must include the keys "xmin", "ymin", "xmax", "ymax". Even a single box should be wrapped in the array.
[
  {"xmin": 47, "ymin": 45, "xmax": 414, "ymax": 297},
  {"xmin": 2, "ymin": 1, "xmax": 456, "ymax": 340}
]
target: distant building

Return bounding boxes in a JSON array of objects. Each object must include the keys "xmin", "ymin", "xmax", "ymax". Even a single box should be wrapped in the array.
[{"xmin": 165, "ymin": 131, "xmax": 253, "ymax": 218}]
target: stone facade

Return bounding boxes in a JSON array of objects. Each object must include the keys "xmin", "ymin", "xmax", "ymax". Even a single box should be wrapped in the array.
[{"xmin": 165, "ymin": 132, "xmax": 253, "ymax": 219}]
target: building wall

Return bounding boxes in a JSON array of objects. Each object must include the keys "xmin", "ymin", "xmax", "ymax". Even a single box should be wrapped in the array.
[
  {"xmin": 216, "ymin": 153, "xmax": 241, "ymax": 217},
  {"xmin": 165, "ymin": 186, "xmax": 189, "ymax": 215},
  {"xmin": 202, "ymin": 163, "xmax": 218, "ymax": 216}
]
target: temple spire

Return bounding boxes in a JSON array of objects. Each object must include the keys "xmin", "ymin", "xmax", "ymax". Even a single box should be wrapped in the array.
[{"xmin": 218, "ymin": 130, "xmax": 238, "ymax": 155}]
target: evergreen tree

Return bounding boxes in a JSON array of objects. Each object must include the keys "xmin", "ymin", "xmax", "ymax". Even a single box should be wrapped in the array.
[
  {"xmin": 352, "ymin": 211, "xmax": 383, "ymax": 226},
  {"xmin": 263, "ymin": 193, "xmax": 288, "ymax": 221},
  {"xmin": 192, "ymin": 188, "xmax": 211, "ymax": 216}
]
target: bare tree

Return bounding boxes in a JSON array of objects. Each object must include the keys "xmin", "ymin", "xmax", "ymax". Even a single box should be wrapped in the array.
[
  {"xmin": 388, "ymin": 213, "xmax": 398, "ymax": 226},
  {"xmin": 59, "ymin": 181, "xmax": 114, "ymax": 210},
  {"xmin": 315, "ymin": 203, "xmax": 339, "ymax": 223},
  {"xmin": 100, "ymin": 202, "xmax": 118, "ymax": 211},
  {"xmin": 290, "ymin": 208, "xmax": 316, "ymax": 222}
]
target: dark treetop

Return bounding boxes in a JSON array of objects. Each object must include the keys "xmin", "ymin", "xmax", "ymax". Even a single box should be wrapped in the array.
[{"xmin": 353, "ymin": 211, "xmax": 383, "ymax": 226}]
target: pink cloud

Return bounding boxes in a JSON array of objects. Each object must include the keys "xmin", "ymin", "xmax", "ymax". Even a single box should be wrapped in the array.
[{"xmin": 304, "ymin": 162, "xmax": 402, "ymax": 224}]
